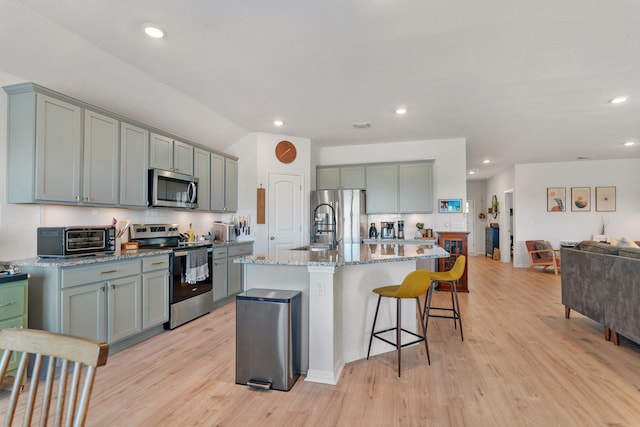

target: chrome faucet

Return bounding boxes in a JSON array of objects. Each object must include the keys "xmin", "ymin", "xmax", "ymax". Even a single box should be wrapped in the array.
[{"xmin": 313, "ymin": 203, "xmax": 338, "ymax": 249}]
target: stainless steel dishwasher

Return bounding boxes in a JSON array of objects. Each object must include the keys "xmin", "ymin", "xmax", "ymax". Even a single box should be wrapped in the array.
[{"xmin": 235, "ymin": 289, "xmax": 301, "ymax": 391}]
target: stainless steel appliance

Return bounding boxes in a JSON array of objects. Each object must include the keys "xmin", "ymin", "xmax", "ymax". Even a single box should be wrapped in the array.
[
  {"xmin": 381, "ymin": 222, "xmax": 396, "ymax": 239},
  {"xmin": 213, "ymin": 222, "xmax": 237, "ymax": 242},
  {"xmin": 310, "ymin": 189, "xmax": 367, "ymax": 248},
  {"xmin": 37, "ymin": 226, "xmax": 116, "ymax": 258},
  {"xmin": 148, "ymin": 168, "xmax": 198, "ymax": 209},
  {"xmin": 129, "ymin": 223, "xmax": 213, "ymax": 329},
  {"xmin": 397, "ymin": 220, "xmax": 405, "ymax": 239},
  {"xmin": 236, "ymin": 289, "xmax": 301, "ymax": 391}
]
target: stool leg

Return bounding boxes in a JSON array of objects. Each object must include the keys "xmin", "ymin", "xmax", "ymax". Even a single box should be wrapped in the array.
[
  {"xmin": 397, "ymin": 298, "xmax": 401, "ymax": 377},
  {"xmin": 367, "ymin": 295, "xmax": 382, "ymax": 360},
  {"xmin": 452, "ymin": 280, "xmax": 464, "ymax": 341},
  {"xmin": 416, "ymin": 296, "xmax": 431, "ymax": 365},
  {"xmin": 424, "ymin": 282, "xmax": 435, "ymax": 333},
  {"xmin": 450, "ymin": 284, "xmax": 457, "ymax": 329}
]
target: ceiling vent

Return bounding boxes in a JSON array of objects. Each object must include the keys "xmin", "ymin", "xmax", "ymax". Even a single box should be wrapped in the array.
[
  {"xmin": 352, "ymin": 122, "xmax": 371, "ymax": 129},
  {"xmin": 577, "ymin": 156, "xmax": 592, "ymax": 160}
]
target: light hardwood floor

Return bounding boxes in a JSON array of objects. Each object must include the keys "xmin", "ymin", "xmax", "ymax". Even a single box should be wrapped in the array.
[{"xmin": 6, "ymin": 255, "xmax": 640, "ymax": 426}]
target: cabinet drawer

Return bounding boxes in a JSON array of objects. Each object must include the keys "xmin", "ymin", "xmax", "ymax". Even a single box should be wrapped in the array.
[
  {"xmin": 212, "ymin": 247, "xmax": 228, "ymax": 259},
  {"xmin": 143, "ymin": 255, "xmax": 170, "ymax": 273},
  {"xmin": 228, "ymin": 244, "xmax": 253, "ymax": 257},
  {"xmin": 0, "ymin": 284, "xmax": 27, "ymax": 322},
  {"xmin": 61, "ymin": 260, "xmax": 141, "ymax": 288}
]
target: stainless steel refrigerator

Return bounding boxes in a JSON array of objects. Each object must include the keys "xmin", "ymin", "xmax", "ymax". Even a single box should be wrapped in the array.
[{"xmin": 310, "ymin": 189, "xmax": 367, "ymax": 247}]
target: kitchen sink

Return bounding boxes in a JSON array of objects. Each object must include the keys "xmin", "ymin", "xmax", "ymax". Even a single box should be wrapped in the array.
[{"xmin": 291, "ymin": 244, "xmax": 332, "ymax": 252}]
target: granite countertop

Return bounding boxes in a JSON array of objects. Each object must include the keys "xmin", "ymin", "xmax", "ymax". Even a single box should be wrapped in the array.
[
  {"xmin": 362, "ymin": 238, "xmax": 437, "ymax": 245},
  {"xmin": 237, "ymin": 243, "xmax": 449, "ymax": 267},
  {"xmin": 8, "ymin": 248, "xmax": 173, "ymax": 268}
]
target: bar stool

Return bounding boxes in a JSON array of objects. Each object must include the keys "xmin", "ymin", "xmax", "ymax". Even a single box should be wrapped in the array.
[
  {"xmin": 367, "ymin": 269, "xmax": 431, "ymax": 377},
  {"xmin": 423, "ymin": 255, "xmax": 466, "ymax": 341}
]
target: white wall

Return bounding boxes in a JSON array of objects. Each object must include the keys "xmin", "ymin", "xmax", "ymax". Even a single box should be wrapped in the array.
[
  {"xmin": 317, "ymin": 138, "xmax": 468, "ymax": 236},
  {"xmin": 486, "ymin": 167, "xmax": 515, "ymax": 262},
  {"xmin": 513, "ymin": 159, "xmax": 640, "ymax": 268}
]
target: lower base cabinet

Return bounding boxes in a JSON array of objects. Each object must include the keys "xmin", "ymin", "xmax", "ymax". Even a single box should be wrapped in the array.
[
  {"xmin": 213, "ymin": 243, "xmax": 253, "ymax": 305},
  {"xmin": 0, "ymin": 279, "xmax": 28, "ymax": 378}
]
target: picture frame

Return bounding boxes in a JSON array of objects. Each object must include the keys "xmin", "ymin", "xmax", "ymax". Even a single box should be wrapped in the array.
[
  {"xmin": 438, "ymin": 199, "xmax": 462, "ymax": 213},
  {"xmin": 547, "ymin": 187, "xmax": 566, "ymax": 212},
  {"xmin": 571, "ymin": 187, "xmax": 590, "ymax": 212},
  {"xmin": 596, "ymin": 186, "xmax": 616, "ymax": 212}
]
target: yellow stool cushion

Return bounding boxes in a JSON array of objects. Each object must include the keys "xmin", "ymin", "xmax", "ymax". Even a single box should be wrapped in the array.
[{"xmin": 372, "ymin": 270, "xmax": 430, "ymax": 299}]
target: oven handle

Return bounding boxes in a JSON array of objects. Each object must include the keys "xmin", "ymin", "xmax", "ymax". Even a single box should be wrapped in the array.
[{"xmin": 174, "ymin": 251, "xmax": 188, "ymax": 257}]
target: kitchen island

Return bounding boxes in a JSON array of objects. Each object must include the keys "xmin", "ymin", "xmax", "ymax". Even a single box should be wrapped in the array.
[{"xmin": 238, "ymin": 243, "xmax": 448, "ymax": 385}]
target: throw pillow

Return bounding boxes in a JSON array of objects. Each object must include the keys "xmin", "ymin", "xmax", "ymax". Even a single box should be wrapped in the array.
[
  {"xmin": 534, "ymin": 240, "xmax": 554, "ymax": 258},
  {"xmin": 616, "ymin": 236, "xmax": 640, "ymax": 248}
]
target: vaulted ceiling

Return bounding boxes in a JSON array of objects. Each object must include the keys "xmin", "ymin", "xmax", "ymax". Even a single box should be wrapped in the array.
[{"xmin": 1, "ymin": 0, "xmax": 639, "ymax": 179}]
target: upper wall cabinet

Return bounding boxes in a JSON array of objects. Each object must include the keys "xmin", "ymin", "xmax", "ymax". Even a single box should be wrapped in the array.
[
  {"xmin": 120, "ymin": 122, "xmax": 149, "ymax": 207},
  {"xmin": 211, "ymin": 153, "xmax": 238, "ymax": 212},
  {"xmin": 194, "ymin": 148, "xmax": 211, "ymax": 211},
  {"xmin": 316, "ymin": 165, "xmax": 366, "ymax": 189},
  {"xmin": 317, "ymin": 160, "xmax": 434, "ymax": 214},
  {"xmin": 83, "ymin": 109, "xmax": 119, "ymax": 205},
  {"xmin": 150, "ymin": 133, "xmax": 194, "ymax": 176}
]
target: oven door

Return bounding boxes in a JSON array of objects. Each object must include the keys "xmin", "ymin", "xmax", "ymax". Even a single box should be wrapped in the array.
[{"xmin": 171, "ymin": 248, "xmax": 213, "ymax": 303}]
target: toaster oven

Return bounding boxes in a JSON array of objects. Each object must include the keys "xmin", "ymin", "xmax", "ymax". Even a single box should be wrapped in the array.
[{"xmin": 37, "ymin": 226, "xmax": 116, "ymax": 258}]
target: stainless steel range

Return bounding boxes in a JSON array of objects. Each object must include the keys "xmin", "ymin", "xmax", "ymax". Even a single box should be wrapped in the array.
[{"xmin": 129, "ymin": 224, "xmax": 213, "ymax": 329}]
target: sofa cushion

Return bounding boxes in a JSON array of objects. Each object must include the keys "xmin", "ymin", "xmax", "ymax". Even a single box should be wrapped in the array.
[
  {"xmin": 534, "ymin": 241, "xmax": 554, "ymax": 258},
  {"xmin": 616, "ymin": 236, "xmax": 640, "ymax": 248},
  {"xmin": 575, "ymin": 240, "xmax": 619, "ymax": 256}
]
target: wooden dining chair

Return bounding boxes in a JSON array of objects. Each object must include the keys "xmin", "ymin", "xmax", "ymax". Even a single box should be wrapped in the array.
[{"xmin": 0, "ymin": 328, "xmax": 108, "ymax": 427}]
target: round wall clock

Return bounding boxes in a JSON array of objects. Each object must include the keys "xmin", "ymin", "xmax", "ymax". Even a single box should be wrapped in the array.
[{"xmin": 275, "ymin": 140, "xmax": 297, "ymax": 164}]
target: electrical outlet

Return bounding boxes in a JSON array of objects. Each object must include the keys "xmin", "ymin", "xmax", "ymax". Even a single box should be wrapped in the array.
[{"xmin": 316, "ymin": 281, "xmax": 325, "ymax": 296}]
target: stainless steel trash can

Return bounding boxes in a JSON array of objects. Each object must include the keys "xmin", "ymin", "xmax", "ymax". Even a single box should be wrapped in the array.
[{"xmin": 236, "ymin": 289, "xmax": 301, "ymax": 391}]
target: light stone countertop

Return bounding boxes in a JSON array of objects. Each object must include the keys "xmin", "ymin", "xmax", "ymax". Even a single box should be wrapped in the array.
[{"xmin": 237, "ymin": 243, "xmax": 449, "ymax": 267}]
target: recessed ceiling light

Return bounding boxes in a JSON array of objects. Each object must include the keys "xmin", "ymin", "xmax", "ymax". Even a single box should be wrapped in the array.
[
  {"xmin": 609, "ymin": 96, "xmax": 628, "ymax": 104},
  {"xmin": 144, "ymin": 24, "xmax": 166, "ymax": 39},
  {"xmin": 482, "ymin": 159, "xmax": 491, "ymax": 164},
  {"xmin": 395, "ymin": 108, "xmax": 407, "ymax": 115},
  {"xmin": 623, "ymin": 141, "xmax": 635, "ymax": 146},
  {"xmin": 273, "ymin": 120, "xmax": 284, "ymax": 127},
  {"xmin": 468, "ymin": 170, "xmax": 476, "ymax": 175}
]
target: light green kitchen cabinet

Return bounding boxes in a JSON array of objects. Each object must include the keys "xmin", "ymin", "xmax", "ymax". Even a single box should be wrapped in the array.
[
  {"xmin": 398, "ymin": 162, "xmax": 433, "ymax": 213},
  {"xmin": 107, "ymin": 275, "xmax": 142, "ymax": 343},
  {"xmin": 173, "ymin": 140, "xmax": 194, "ymax": 175},
  {"xmin": 4, "ymin": 84, "xmax": 83, "ymax": 204},
  {"xmin": 316, "ymin": 167, "xmax": 340, "ymax": 189},
  {"xmin": 150, "ymin": 133, "xmax": 194, "ymax": 175},
  {"xmin": 142, "ymin": 255, "xmax": 170, "ymax": 329},
  {"xmin": 366, "ymin": 164, "xmax": 398, "ymax": 213},
  {"xmin": 227, "ymin": 243, "xmax": 253, "ymax": 296},
  {"xmin": 150, "ymin": 132, "xmax": 174, "ymax": 171},
  {"xmin": 340, "ymin": 166, "xmax": 366, "ymax": 189},
  {"xmin": 61, "ymin": 282, "xmax": 107, "ymax": 342},
  {"xmin": 83, "ymin": 109, "xmax": 120, "ymax": 205},
  {"xmin": 0, "ymin": 279, "xmax": 28, "ymax": 379},
  {"xmin": 194, "ymin": 148, "xmax": 211, "ymax": 211},
  {"xmin": 212, "ymin": 247, "xmax": 228, "ymax": 305},
  {"xmin": 211, "ymin": 153, "xmax": 238, "ymax": 212},
  {"xmin": 120, "ymin": 122, "xmax": 149, "ymax": 207}
]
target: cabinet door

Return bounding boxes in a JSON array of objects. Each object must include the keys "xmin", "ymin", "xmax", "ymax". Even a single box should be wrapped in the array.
[
  {"xmin": 35, "ymin": 94, "xmax": 82, "ymax": 203},
  {"xmin": 341, "ymin": 166, "xmax": 366, "ymax": 189},
  {"xmin": 212, "ymin": 258, "xmax": 228, "ymax": 302},
  {"xmin": 173, "ymin": 140, "xmax": 194, "ymax": 175},
  {"xmin": 225, "ymin": 157, "xmax": 238, "ymax": 212},
  {"xmin": 365, "ymin": 164, "xmax": 398, "ymax": 214},
  {"xmin": 227, "ymin": 256, "xmax": 243, "ymax": 296},
  {"xmin": 108, "ymin": 276, "xmax": 142, "ymax": 343},
  {"xmin": 150, "ymin": 133, "xmax": 174, "ymax": 171},
  {"xmin": 142, "ymin": 270, "xmax": 169, "ymax": 329},
  {"xmin": 194, "ymin": 148, "xmax": 211, "ymax": 211},
  {"xmin": 398, "ymin": 162, "xmax": 433, "ymax": 213},
  {"xmin": 317, "ymin": 167, "xmax": 339, "ymax": 189},
  {"xmin": 61, "ymin": 282, "xmax": 106, "ymax": 341},
  {"xmin": 210, "ymin": 153, "xmax": 225, "ymax": 211},
  {"xmin": 120, "ymin": 122, "xmax": 149, "ymax": 207},
  {"xmin": 83, "ymin": 110, "xmax": 119, "ymax": 205}
]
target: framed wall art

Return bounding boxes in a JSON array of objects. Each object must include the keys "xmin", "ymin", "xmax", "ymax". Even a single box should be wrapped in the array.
[
  {"xmin": 571, "ymin": 187, "xmax": 590, "ymax": 212},
  {"xmin": 596, "ymin": 186, "xmax": 616, "ymax": 212},
  {"xmin": 547, "ymin": 187, "xmax": 566, "ymax": 212}
]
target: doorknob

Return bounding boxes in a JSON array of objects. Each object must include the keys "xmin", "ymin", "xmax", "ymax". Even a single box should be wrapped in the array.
[{"xmin": 270, "ymin": 236, "xmax": 275, "ymax": 240}]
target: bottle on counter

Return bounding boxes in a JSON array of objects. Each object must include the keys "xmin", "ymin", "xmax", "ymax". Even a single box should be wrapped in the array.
[{"xmin": 369, "ymin": 223, "xmax": 378, "ymax": 238}]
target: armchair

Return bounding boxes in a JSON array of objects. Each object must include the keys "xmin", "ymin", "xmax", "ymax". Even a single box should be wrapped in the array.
[{"xmin": 526, "ymin": 240, "xmax": 561, "ymax": 275}]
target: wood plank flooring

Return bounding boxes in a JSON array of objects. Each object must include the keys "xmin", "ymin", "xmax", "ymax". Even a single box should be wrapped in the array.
[{"xmin": 5, "ymin": 255, "xmax": 640, "ymax": 426}]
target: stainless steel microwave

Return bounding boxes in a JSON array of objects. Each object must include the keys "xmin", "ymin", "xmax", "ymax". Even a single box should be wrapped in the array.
[
  {"xmin": 37, "ymin": 226, "xmax": 116, "ymax": 258},
  {"xmin": 148, "ymin": 169, "xmax": 198, "ymax": 209}
]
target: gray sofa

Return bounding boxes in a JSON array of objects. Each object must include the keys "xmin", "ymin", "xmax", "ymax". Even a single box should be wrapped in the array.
[{"xmin": 561, "ymin": 241, "xmax": 640, "ymax": 345}]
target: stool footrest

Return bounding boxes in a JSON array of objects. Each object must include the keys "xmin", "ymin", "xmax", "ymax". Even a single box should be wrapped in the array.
[{"xmin": 372, "ymin": 328, "xmax": 425, "ymax": 349}]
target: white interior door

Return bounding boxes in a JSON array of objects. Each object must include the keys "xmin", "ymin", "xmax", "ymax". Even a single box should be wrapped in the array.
[
  {"xmin": 466, "ymin": 199, "xmax": 477, "ymax": 254},
  {"xmin": 268, "ymin": 172, "xmax": 303, "ymax": 255}
]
